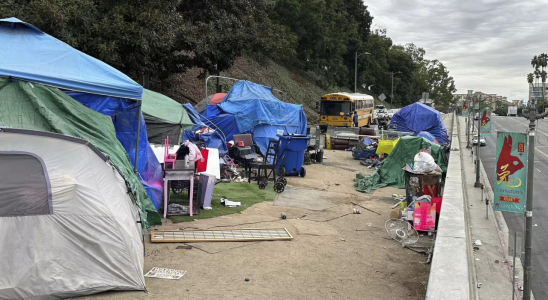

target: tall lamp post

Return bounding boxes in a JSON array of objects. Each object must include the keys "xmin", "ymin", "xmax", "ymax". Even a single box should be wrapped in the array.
[
  {"xmin": 391, "ymin": 71, "xmax": 402, "ymax": 106},
  {"xmin": 523, "ymin": 53, "xmax": 548, "ymax": 300},
  {"xmin": 475, "ymin": 94, "xmax": 483, "ymax": 187},
  {"xmin": 355, "ymin": 52, "xmax": 371, "ymax": 93}
]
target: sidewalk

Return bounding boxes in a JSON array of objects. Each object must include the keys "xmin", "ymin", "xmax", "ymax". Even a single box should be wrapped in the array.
[{"xmin": 457, "ymin": 116, "xmax": 523, "ymax": 300}]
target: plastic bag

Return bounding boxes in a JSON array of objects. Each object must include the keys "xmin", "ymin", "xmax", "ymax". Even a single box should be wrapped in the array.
[
  {"xmin": 183, "ymin": 140, "xmax": 203, "ymax": 162},
  {"xmin": 413, "ymin": 151, "xmax": 441, "ymax": 173}
]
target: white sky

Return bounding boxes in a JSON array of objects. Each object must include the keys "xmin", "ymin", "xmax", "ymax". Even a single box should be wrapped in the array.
[{"xmin": 365, "ymin": 0, "xmax": 548, "ymax": 101}]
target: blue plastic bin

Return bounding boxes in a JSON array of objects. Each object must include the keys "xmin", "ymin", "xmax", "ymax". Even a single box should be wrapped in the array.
[{"xmin": 276, "ymin": 134, "xmax": 310, "ymax": 176}]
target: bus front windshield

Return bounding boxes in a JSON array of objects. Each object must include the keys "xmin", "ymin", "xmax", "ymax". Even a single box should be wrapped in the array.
[{"xmin": 321, "ymin": 101, "xmax": 352, "ymax": 116}]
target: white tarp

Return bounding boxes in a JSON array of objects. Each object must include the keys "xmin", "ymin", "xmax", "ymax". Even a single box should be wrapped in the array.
[{"xmin": 0, "ymin": 130, "xmax": 145, "ymax": 299}]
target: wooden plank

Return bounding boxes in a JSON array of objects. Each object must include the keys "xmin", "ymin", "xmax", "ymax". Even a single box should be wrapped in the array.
[{"xmin": 150, "ymin": 228, "xmax": 293, "ymax": 243}]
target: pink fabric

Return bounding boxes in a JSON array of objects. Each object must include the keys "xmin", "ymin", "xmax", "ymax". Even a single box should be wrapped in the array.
[{"xmin": 183, "ymin": 140, "xmax": 203, "ymax": 162}]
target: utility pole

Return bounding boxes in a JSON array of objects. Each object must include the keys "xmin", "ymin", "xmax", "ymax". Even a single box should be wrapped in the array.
[
  {"xmin": 355, "ymin": 52, "xmax": 370, "ymax": 93},
  {"xmin": 390, "ymin": 71, "xmax": 401, "ymax": 106},
  {"xmin": 523, "ymin": 54, "xmax": 548, "ymax": 300}
]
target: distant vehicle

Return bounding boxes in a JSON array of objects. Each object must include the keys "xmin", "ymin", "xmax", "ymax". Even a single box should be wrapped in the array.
[
  {"xmin": 473, "ymin": 135, "xmax": 486, "ymax": 146},
  {"xmin": 387, "ymin": 109, "xmax": 399, "ymax": 118},
  {"xmin": 374, "ymin": 108, "xmax": 390, "ymax": 125},
  {"xmin": 508, "ymin": 106, "xmax": 517, "ymax": 116},
  {"xmin": 492, "ymin": 113, "xmax": 498, "ymax": 116},
  {"xmin": 474, "ymin": 112, "xmax": 479, "ymax": 120},
  {"xmin": 318, "ymin": 93, "xmax": 375, "ymax": 130}
]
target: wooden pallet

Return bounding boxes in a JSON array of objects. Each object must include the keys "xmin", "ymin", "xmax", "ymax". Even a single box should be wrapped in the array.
[{"xmin": 151, "ymin": 228, "xmax": 293, "ymax": 243}]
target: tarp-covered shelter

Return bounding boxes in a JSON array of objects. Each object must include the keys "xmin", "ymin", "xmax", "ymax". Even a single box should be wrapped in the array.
[
  {"xmin": 218, "ymin": 80, "xmax": 307, "ymax": 154},
  {"xmin": 389, "ymin": 102, "xmax": 449, "ymax": 145},
  {"xmin": 0, "ymin": 17, "xmax": 164, "ymax": 216},
  {"xmin": 142, "ymin": 89, "xmax": 193, "ymax": 145},
  {"xmin": 354, "ymin": 136, "xmax": 448, "ymax": 193}
]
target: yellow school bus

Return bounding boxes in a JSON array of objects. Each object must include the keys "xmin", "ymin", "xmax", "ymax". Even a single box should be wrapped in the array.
[{"xmin": 319, "ymin": 93, "xmax": 375, "ymax": 129}]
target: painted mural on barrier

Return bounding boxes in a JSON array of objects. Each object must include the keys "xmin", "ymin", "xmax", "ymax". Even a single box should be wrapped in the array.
[{"xmin": 493, "ymin": 132, "xmax": 527, "ymax": 214}]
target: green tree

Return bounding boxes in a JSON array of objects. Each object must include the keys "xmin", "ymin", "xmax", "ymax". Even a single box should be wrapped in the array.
[
  {"xmin": 179, "ymin": 0, "xmax": 297, "ymax": 77},
  {"xmin": 0, "ymin": 0, "xmax": 186, "ymax": 80}
]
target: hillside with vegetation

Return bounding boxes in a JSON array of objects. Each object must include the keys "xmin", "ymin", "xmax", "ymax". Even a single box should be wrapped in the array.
[{"xmin": 1, "ymin": 0, "xmax": 457, "ymax": 116}]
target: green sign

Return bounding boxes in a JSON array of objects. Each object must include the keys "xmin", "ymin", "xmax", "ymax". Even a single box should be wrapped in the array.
[
  {"xmin": 480, "ymin": 108, "xmax": 492, "ymax": 136},
  {"xmin": 473, "ymin": 98, "xmax": 480, "ymax": 109},
  {"xmin": 493, "ymin": 132, "xmax": 527, "ymax": 214},
  {"xmin": 462, "ymin": 100, "xmax": 470, "ymax": 117}
]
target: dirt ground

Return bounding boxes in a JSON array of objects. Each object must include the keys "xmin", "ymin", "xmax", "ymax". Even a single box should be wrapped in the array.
[{"xmin": 82, "ymin": 148, "xmax": 432, "ymax": 300}]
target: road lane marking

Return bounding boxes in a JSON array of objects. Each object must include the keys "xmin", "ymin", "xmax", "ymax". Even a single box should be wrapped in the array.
[
  {"xmin": 492, "ymin": 119, "xmax": 548, "ymax": 158},
  {"xmin": 535, "ymin": 147, "xmax": 548, "ymax": 158}
]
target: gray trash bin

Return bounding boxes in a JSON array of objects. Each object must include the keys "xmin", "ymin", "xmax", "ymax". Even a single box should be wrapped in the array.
[{"xmin": 200, "ymin": 174, "xmax": 216, "ymax": 209}]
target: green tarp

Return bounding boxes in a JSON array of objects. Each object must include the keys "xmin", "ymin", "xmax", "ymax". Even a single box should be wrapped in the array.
[
  {"xmin": 355, "ymin": 136, "xmax": 448, "ymax": 193},
  {"xmin": 0, "ymin": 79, "xmax": 161, "ymax": 227},
  {"xmin": 142, "ymin": 89, "xmax": 193, "ymax": 144}
]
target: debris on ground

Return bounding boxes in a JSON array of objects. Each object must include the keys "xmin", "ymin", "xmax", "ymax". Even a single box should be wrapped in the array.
[{"xmin": 144, "ymin": 267, "xmax": 187, "ymax": 280}]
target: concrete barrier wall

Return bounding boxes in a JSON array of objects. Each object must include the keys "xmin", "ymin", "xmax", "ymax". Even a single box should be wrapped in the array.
[{"xmin": 426, "ymin": 114, "xmax": 471, "ymax": 300}]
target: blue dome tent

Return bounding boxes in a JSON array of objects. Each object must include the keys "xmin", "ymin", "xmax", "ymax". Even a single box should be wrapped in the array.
[{"xmin": 389, "ymin": 102, "xmax": 449, "ymax": 145}]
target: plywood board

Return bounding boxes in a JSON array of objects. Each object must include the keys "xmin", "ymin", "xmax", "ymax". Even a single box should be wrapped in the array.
[{"xmin": 151, "ymin": 228, "xmax": 293, "ymax": 243}]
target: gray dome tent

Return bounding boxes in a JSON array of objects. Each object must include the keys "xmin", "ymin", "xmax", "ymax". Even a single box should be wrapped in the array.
[{"xmin": 0, "ymin": 128, "xmax": 145, "ymax": 299}]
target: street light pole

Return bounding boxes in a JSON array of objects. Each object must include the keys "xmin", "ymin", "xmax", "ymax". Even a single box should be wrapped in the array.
[
  {"xmin": 390, "ymin": 71, "xmax": 401, "ymax": 106},
  {"xmin": 475, "ymin": 95, "xmax": 482, "ymax": 187},
  {"xmin": 523, "ymin": 62, "xmax": 547, "ymax": 299},
  {"xmin": 355, "ymin": 52, "xmax": 370, "ymax": 93}
]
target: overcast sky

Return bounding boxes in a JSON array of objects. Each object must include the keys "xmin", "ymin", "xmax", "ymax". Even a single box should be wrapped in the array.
[{"xmin": 365, "ymin": 0, "xmax": 548, "ymax": 101}]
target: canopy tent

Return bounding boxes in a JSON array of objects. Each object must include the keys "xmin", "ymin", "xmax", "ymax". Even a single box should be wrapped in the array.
[
  {"xmin": 389, "ymin": 102, "xmax": 449, "ymax": 145},
  {"xmin": 218, "ymin": 80, "xmax": 307, "ymax": 154},
  {"xmin": 0, "ymin": 79, "xmax": 160, "ymax": 227},
  {"xmin": 354, "ymin": 136, "xmax": 448, "ymax": 193},
  {"xmin": 0, "ymin": 18, "xmax": 164, "ymax": 216},
  {"xmin": 0, "ymin": 128, "xmax": 145, "ymax": 299},
  {"xmin": 0, "ymin": 17, "xmax": 142, "ymax": 99},
  {"xmin": 142, "ymin": 89, "xmax": 194, "ymax": 145}
]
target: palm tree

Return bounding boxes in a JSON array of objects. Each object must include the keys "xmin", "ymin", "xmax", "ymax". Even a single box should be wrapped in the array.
[
  {"xmin": 539, "ymin": 53, "xmax": 548, "ymax": 69},
  {"xmin": 532, "ymin": 55, "xmax": 539, "ymax": 69},
  {"xmin": 528, "ymin": 73, "xmax": 534, "ymax": 84}
]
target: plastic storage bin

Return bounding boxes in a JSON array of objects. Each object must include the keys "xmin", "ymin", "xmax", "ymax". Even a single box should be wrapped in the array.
[{"xmin": 276, "ymin": 134, "xmax": 310, "ymax": 177}]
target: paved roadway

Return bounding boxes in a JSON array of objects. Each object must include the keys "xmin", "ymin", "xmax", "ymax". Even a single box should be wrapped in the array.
[{"xmin": 477, "ymin": 115, "xmax": 548, "ymax": 298}]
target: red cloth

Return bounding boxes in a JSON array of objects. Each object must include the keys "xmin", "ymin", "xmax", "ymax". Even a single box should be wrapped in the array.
[
  {"xmin": 431, "ymin": 197, "xmax": 443, "ymax": 214},
  {"xmin": 196, "ymin": 149, "xmax": 209, "ymax": 172},
  {"xmin": 422, "ymin": 185, "xmax": 438, "ymax": 197}
]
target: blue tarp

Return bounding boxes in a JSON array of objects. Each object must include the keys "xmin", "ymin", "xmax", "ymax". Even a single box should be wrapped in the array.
[
  {"xmin": 0, "ymin": 18, "xmax": 143, "ymax": 100},
  {"xmin": 416, "ymin": 131, "xmax": 438, "ymax": 144},
  {"xmin": 69, "ymin": 93, "xmax": 164, "ymax": 210},
  {"xmin": 200, "ymin": 105, "xmax": 240, "ymax": 143},
  {"xmin": 183, "ymin": 103, "xmax": 206, "ymax": 131},
  {"xmin": 389, "ymin": 102, "xmax": 449, "ymax": 145},
  {"xmin": 218, "ymin": 80, "xmax": 307, "ymax": 154},
  {"xmin": 182, "ymin": 130, "xmax": 228, "ymax": 156}
]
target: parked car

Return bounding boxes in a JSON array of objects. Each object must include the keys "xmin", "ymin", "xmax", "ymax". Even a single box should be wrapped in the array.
[
  {"xmin": 473, "ymin": 135, "xmax": 486, "ymax": 146},
  {"xmin": 387, "ymin": 109, "xmax": 399, "ymax": 118}
]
